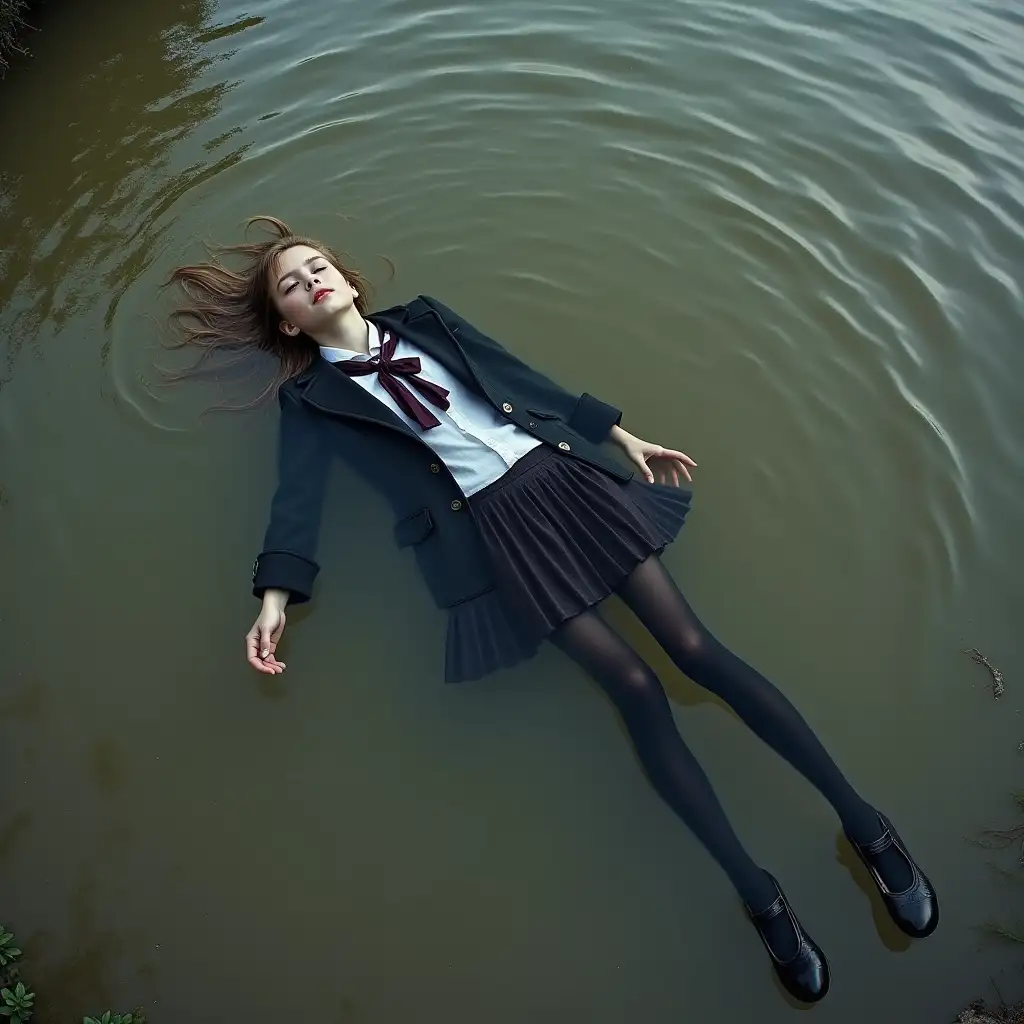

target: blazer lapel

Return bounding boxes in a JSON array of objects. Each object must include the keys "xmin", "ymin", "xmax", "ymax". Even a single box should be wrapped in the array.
[
  {"xmin": 297, "ymin": 355, "xmax": 417, "ymax": 438},
  {"xmin": 294, "ymin": 300, "xmax": 492, "ymax": 433},
  {"xmin": 371, "ymin": 306, "xmax": 494, "ymax": 402}
]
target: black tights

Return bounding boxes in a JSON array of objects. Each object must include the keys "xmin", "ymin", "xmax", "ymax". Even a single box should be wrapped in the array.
[{"xmin": 551, "ymin": 555, "xmax": 885, "ymax": 917}]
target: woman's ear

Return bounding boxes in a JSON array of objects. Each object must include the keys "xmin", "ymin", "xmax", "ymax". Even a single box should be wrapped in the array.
[{"xmin": 279, "ymin": 320, "xmax": 300, "ymax": 338}]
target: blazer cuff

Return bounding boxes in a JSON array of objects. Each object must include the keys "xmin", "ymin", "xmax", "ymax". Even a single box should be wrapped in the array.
[
  {"xmin": 567, "ymin": 393, "xmax": 622, "ymax": 444},
  {"xmin": 252, "ymin": 551, "xmax": 319, "ymax": 604}
]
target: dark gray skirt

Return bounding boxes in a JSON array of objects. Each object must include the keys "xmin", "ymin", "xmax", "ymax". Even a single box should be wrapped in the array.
[{"xmin": 445, "ymin": 445, "xmax": 692, "ymax": 682}]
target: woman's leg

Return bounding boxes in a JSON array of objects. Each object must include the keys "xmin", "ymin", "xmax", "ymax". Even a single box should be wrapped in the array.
[
  {"xmin": 616, "ymin": 555, "xmax": 910, "ymax": 888},
  {"xmin": 551, "ymin": 608, "xmax": 800, "ymax": 956}
]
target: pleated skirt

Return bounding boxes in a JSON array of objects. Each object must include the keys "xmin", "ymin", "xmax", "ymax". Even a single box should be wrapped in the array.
[{"xmin": 445, "ymin": 444, "xmax": 692, "ymax": 682}]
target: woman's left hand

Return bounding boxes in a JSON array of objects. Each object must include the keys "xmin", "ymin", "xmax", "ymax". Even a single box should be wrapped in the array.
[{"xmin": 611, "ymin": 427, "xmax": 696, "ymax": 486}]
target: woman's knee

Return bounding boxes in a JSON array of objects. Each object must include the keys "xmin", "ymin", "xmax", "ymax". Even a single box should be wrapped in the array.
[
  {"xmin": 669, "ymin": 624, "xmax": 717, "ymax": 670},
  {"xmin": 611, "ymin": 657, "xmax": 661, "ymax": 699}
]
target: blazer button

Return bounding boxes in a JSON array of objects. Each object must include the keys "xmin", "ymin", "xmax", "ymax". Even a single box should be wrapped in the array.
[
  {"xmin": 451, "ymin": 499, "xmax": 463, "ymax": 511},
  {"xmin": 429, "ymin": 463, "xmax": 441, "ymax": 473},
  {"xmin": 558, "ymin": 441, "xmax": 571, "ymax": 451},
  {"xmin": 529, "ymin": 421, "xmax": 537, "ymax": 428},
  {"xmin": 502, "ymin": 402, "xmax": 513, "ymax": 414}
]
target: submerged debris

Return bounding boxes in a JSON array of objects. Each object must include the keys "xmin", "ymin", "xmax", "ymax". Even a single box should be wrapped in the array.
[
  {"xmin": 970, "ymin": 797, "xmax": 1024, "ymax": 864},
  {"xmin": 0, "ymin": 0, "xmax": 28, "ymax": 71},
  {"xmin": 957, "ymin": 1002, "xmax": 1024, "ymax": 1024},
  {"xmin": 971, "ymin": 820, "xmax": 1024, "ymax": 865},
  {"xmin": 967, "ymin": 648, "xmax": 1006, "ymax": 699}
]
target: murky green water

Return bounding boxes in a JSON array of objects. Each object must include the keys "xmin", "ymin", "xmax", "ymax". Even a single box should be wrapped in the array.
[{"xmin": 2, "ymin": 0, "xmax": 1023, "ymax": 1019}]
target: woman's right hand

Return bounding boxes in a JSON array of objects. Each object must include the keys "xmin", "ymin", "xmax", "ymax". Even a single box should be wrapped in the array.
[{"xmin": 246, "ymin": 590, "xmax": 289, "ymax": 674}]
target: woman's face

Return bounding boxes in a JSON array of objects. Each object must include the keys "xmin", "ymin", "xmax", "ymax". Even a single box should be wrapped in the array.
[{"xmin": 271, "ymin": 244, "xmax": 358, "ymax": 338}]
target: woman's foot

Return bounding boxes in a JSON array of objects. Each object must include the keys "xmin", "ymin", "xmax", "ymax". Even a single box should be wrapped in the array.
[
  {"xmin": 746, "ymin": 872, "xmax": 830, "ymax": 1003},
  {"xmin": 846, "ymin": 811, "xmax": 939, "ymax": 938}
]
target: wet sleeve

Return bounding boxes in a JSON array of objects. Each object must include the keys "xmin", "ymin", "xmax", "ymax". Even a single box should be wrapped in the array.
[{"xmin": 251, "ymin": 388, "xmax": 332, "ymax": 604}]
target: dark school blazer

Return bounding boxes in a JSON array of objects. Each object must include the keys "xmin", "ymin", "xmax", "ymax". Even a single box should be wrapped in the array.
[{"xmin": 251, "ymin": 295, "xmax": 632, "ymax": 611}]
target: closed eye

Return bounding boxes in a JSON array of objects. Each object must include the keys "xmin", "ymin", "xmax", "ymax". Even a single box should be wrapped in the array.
[{"xmin": 284, "ymin": 267, "xmax": 327, "ymax": 294}]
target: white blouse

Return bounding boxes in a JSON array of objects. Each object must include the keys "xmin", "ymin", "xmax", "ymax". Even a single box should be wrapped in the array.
[{"xmin": 320, "ymin": 322, "xmax": 543, "ymax": 496}]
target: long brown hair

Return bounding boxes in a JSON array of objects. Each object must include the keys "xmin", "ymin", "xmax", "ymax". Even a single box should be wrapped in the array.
[{"xmin": 165, "ymin": 215, "xmax": 374, "ymax": 407}]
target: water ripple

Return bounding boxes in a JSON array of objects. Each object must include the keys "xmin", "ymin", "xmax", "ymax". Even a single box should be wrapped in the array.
[{"xmin": 3, "ymin": 0, "xmax": 1024, "ymax": 846}]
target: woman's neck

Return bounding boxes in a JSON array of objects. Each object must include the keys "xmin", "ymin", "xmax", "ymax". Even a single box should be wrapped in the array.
[{"xmin": 310, "ymin": 305, "xmax": 370, "ymax": 354}]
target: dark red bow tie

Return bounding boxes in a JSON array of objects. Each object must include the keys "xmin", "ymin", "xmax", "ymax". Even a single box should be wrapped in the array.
[{"xmin": 337, "ymin": 331, "xmax": 451, "ymax": 430}]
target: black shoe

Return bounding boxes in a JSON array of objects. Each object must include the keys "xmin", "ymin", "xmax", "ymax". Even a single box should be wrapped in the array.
[
  {"xmin": 847, "ymin": 812, "xmax": 939, "ymax": 938},
  {"xmin": 746, "ymin": 873, "xmax": 830, "ymax": 1003}
]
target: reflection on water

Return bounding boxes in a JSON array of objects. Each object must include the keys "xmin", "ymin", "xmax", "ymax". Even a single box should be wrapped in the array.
[
  {"xmin": 0, "ymin": 0, "xmax": 255, "ymax": 382},
  {"xmin": 1, "ymin": 0, "xmax": 1023, "ymax": 1020},
  {"xmin": 25, "ymin": 876, "xmax": 133, "ymax": 1020}
]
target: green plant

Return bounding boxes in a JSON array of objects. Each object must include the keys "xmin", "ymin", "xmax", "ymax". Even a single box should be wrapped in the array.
[
  {"xmin": 0, "ymin": 924, "xmax": 146, "ymax": 1023},
  {"xmin": 0, "ymin": 931, "xmax": 21, "ymax": 969},
  {"xmin": 0, "ymin": 981, "xmax": 34, "ymax": 1021}
]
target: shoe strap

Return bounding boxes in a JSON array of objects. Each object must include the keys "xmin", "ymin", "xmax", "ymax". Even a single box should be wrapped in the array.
[
  {"xmin": 860, "ymin": 827, "xmax": 894, "ymax": 857},
  {"xmin": 749, "ymin": 894, "xmax": 786, "ymax": 923}
]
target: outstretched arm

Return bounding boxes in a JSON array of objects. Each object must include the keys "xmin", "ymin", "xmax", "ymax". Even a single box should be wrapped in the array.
[
  {"xmin": 422, "ymin": 296, "xmax": 695, "ymax": 487},
  {"xmin": 247, "ymin": 388, "xmax": 331, "ymax": 673}
]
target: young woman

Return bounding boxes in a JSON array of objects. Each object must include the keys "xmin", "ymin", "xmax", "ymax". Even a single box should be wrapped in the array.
[{"xmin": 170, "ymin": 216, "xmax": 938, "ymax": 1002}]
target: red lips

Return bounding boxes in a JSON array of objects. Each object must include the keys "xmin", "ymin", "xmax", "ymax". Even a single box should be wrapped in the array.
[{"xmin": 312, "ymin": 288, "xmax": 333, "ymax": 305}]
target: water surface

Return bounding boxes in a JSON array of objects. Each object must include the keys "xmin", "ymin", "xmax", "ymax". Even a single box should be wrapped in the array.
[{"xmin": 2, "ymin": 0, "xmax": 1023, "ymax": 1019}]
